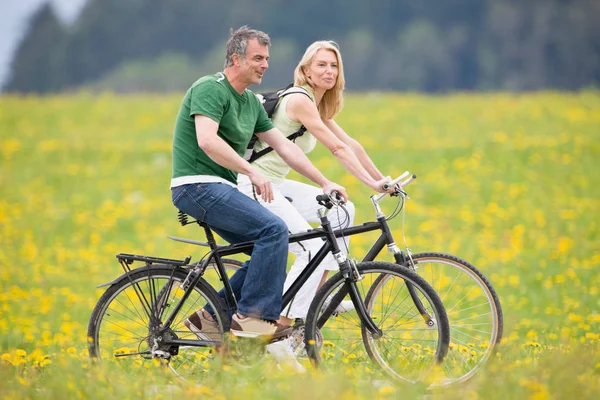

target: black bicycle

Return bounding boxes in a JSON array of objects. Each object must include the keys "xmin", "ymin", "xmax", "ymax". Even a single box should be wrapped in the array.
[
  {"xmin": 213, "ymin": 172, "xmax": 504, "ymax": 387},
  {"xmin": 156, "ymin": 171, "xmax": 503, "ymax": 387},
  {"xmin": 87, "ymin": 173, "xmax": 451, "ymax": 385},
  {"xmin": 303, "ymin": 172, "xmax": 502, "ymax": 387}
]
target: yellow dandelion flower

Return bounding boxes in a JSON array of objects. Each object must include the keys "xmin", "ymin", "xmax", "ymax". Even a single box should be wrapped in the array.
[
  {"xmin": 379, "ymin": 386, "xmax": 396, "ymax": 395},
  {"xmin": 187, "ymin": 386, "xmax": 212, "ymax": 395},
  {"xmin": 568, "ymin": 313, "xmax": 583, "ymax": 322}
]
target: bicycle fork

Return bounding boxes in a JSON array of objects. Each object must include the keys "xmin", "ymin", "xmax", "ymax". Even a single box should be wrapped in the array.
[
  {"xmin": 370, "ymin": 194, "xmax": 436, "ymax": 328},
  {"xmin": 318, "ymin": 206, "xmax": 383, "ymax": 338},
  {"xmin": 315, "ymin": 270, "xmax": 383, "ymax": 339},
  {"xmin": 347, "ymin": 279, "xmax": 383, "ymax": 338},
  {"xmin": 392, "ymin": 250, "xmax": 436, "ymax": 328}
]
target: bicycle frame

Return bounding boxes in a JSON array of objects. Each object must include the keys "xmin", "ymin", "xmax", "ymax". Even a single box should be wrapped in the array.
[
  {"xmin": 125, "ymin": 172, "xmax": 426, "ymax": 349},
  {"xmin": 159, "ymin": 209, "xmax": 387, "ymax": 342}
]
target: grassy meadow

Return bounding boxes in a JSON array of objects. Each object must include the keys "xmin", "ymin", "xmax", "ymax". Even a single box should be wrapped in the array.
[{"xmin": 0, "ymin": 90, "xmax": 598, "ymax": 399}]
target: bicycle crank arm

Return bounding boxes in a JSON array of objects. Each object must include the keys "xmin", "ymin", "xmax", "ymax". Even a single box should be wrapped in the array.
[
  {"xmin": 166, "ymin": 338, "xmax": 222, "ymax": 348},
  {"xmin": 114, "ymin": 350, "xmax": 152, "ymax": 358}
]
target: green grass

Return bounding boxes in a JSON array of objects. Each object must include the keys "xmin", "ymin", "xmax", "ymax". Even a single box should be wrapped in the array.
[{"xmin": 0, "ymin": 91, "xmax": 598, "ymax": 398}]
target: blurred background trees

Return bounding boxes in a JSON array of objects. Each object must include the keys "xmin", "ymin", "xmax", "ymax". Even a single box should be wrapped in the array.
[{"xmin": 4, "ymin": 0, "xmax": 600, "ymax": 93}]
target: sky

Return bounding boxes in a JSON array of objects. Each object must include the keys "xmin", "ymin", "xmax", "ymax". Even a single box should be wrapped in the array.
[{"xmin": 0, "ymin": 0, "xmax": 87, "ymax": 90}]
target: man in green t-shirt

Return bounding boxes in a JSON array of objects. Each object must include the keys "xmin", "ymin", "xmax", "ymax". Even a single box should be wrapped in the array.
[{"xmin": 171, "ymin": 26, "xmax": 347, "ymax": 341}]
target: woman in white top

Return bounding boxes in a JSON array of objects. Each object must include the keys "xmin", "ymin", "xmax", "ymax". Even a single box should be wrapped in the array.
[{"xmin": 238, "ymin": 40, "xmax": 392, "ymax": 325}]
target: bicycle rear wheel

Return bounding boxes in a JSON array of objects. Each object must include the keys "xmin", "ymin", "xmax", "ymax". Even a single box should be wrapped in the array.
[
  {"xmin": 304, "ymin": 261, "xmax": 450, "ymax": 385},
  {"xmin": 201, "ymin": 258, "xmax": 243, "ymax": 291},
  {"xmin": 382, "ymin": 252, "xmax": 503, "ymax": 387},
  {"xmin": 87, "ymin": 265, "xmax": 228, "ymax": 380}
]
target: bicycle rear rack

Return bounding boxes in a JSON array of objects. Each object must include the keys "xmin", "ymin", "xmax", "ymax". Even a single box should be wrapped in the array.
[{"xmin": 116, "ymin": 253, "xmax": 192, "ymax": 267}]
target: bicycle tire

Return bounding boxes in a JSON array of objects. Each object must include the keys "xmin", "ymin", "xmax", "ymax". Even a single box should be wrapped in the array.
[
  {"xmin": 87, "ymin": 265, "xmax": 228, "ymax": 380},
  {"xmin": 304, "ymin": 261, "xmax": 450, "ymax": 385},
  {"xmin": 375, "ymin": 252, "xmax": 503, "ymax": 387},
  {"xmin": 202, "ymin": 258, "xmax": 243, "ymax": 289}
]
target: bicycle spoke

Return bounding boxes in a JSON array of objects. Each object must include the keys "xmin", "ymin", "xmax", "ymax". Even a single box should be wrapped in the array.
[
  {"xmin": 89, "ymin": 267, "xmax": 229, "ymax": 382},
  {"xmin": 106, "ymin": 301, "xmax": 150, "ymax": 328},
  {"xmin": 451, "ymin": 325, "xmax": 494, "ymax": 339},
  {"xmin": 120, "ymin": 287, "xmax": 150, "ymax": 323},
  {"xmin": 305, "ymin": 264, "xmax": 448, "ymax": 387},
  {"xmin": 405, "ymin": 254, "xmax": 502, "ymax": 387},
  {"xmin": 446, "ymin": 302, "xmax": 491, "ymax": 316}
]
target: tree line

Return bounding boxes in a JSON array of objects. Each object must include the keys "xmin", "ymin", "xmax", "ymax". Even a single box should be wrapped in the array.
[{"xmin": 5, "ymin": 0, "xmax": 600, "ymax": 93}]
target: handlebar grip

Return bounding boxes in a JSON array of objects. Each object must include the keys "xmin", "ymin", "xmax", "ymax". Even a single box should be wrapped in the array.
[
  {"xmin": 316, "ymin": 192, "xmax": 344, "ymax": 208},
  {"xmin": 383, "ymin": 171, "xmax": 410, "ymax": 190},
  {"xmin": 401, "ymin": 174, "xmax": 417, "ymax": 187},
  {"xmin": 372, "ymin": 172, "xmax": 417, "ymax": 202}
]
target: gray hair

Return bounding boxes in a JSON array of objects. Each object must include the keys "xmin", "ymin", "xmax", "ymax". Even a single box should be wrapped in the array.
[{"xmin": 224, "ymin": 26, "xmax": 271, "ymax": 68}]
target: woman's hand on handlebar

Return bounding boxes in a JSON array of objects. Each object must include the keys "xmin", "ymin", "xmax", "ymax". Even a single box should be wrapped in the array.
[
  {"xmin": 370, "ymin": 176, "xmax": 396, "ymax": 194},
  {"xmin": 321, "ymin": 181, "xmax": 348, "ymax": 203}
]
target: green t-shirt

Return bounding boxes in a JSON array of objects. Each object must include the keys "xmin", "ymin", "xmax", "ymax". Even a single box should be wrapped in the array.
[{"xmin": 171, "ymin": 72, "xmax": 274, "ymax": 185}]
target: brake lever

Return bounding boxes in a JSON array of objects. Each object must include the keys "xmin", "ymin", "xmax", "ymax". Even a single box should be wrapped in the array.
[
  {"xmin": 330, "ymin": 190, "xmax": 345, "ymax": 205},
  {"xmin": 390, "ymin": 186, "xmax": 407, "ymax": 198}
]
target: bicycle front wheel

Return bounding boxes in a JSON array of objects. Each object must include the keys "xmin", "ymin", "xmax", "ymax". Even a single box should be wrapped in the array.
[
  {"xmin": 87, "ymin": 265, "xmax": 228, "ymax": 380},
  {"xmin": 304, "ymin": 261, "xmax": 450, "ymax": 385},
  {"xmin": 401, "ymin": 252, "xmax": 503, "ymax": 387}
]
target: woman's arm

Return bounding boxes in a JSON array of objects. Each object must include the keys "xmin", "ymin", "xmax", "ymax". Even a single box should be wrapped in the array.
[
  {"xmin": 256, "ymin": 128, "xmax": 348, "ymax": 201},
  {"xmin": 286, "ymin": 94, "xmax": 390, "ymax": 192},
  {"xmin": 322, "ymin": 118, "xmax": 386, "ymax": 181}
]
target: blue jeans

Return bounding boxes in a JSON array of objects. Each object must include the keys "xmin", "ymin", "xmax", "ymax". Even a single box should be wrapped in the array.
[{"xmin": 171, "ymin": 182, "xmax": 288, "ymax": 321}]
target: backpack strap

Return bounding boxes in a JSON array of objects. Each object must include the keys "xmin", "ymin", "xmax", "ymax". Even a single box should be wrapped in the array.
[
  {"xmin": 277, "ymin": 86, "xmax": 311, "ymax": 101},
  {"xmin": 247, "ymin": 126, "xmax": 307, "ymax": 163},
  {"xmin": 248, "ymin": 86, "xmax": 312, "ymax": 164}
]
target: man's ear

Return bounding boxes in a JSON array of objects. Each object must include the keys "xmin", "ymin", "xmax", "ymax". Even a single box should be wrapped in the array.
[{"xmin": 232, "ymin": 53, "xmax": 241, "ymax": 67}]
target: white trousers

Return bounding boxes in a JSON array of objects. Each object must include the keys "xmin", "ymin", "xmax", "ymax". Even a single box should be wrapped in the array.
[{"xmin": 237, "ymin": 174, "xmax": 355, "ymax": 319}]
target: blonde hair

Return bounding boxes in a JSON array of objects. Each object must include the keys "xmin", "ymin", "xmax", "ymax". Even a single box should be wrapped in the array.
[{"xmin": 293, "ymin": 41, "xmax": 345, "ymax": 119}]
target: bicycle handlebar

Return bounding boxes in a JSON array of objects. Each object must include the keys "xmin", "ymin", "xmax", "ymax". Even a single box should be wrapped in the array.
[
  {"xmin": 316, "ymin": 172, "xmax": 417, "ymax": 211},
  {"xmin": 382, "ymin": 171, "xmax": 410, "ymax": 190},
  {"xmin": 316, "ymin": 191, "xmax": 345, "ymax": 209}
]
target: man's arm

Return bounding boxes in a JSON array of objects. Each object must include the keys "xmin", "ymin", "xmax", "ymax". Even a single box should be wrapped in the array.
[
  {"xmin": 256, "ymin": 128, "xmax": 348, "ymax": 201},
  {"xmin": 195, "ymin": 115, "xmax": 274, "ymax": 202}
]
